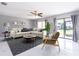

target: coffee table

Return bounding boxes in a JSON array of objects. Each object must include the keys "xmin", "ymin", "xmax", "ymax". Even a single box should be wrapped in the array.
[{"xmin": 23, "ymin": 33, "xmax": 36, "ymax": 42}]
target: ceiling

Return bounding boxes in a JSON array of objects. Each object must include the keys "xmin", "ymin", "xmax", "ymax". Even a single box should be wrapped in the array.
[{"xmin": 0, "ymin": 2, "xmax": 79, "ymax": 19}]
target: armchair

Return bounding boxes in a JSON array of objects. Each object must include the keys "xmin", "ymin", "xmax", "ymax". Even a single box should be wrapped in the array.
[{"xmin": 42, "ymin": 32, "xmax": 60, "ymax": 51}]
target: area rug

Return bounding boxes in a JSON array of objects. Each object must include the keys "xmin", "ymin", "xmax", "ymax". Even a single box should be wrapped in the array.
[{"xmin": 7, "ymin": 37, "xmax": 42, "ymax": 56}]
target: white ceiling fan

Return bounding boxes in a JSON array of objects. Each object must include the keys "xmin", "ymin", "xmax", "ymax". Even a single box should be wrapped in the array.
[{"xmin": 30, "ymin": 11, "xmax": 43, "ymax": 17}]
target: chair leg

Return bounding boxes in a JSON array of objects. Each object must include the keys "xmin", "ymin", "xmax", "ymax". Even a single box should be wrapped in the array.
[
  {"xmin": 56, "ymin": 40, "xmax": 60, "ymax": 52},
  {"xmin": 42, "ymin": 39, "xmax": 47, "ymax": 49},
  {"xmin": 42, "ymin": 43, "xmax": 45, "ymax": 49},
  {"xmin": 58, "ymin": 45, "xmax": 60, "ymax": 52}
]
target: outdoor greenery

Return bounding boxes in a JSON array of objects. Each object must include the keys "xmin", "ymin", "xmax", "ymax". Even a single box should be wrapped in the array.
[{"xmin": 58, "ymin": 29, "xmax": 73, "ymax": 37}]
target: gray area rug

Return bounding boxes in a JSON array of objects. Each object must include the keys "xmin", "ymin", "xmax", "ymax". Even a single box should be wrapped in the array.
[{"xmin": 6, "ymin": 37, "xmax": 42, "ymax": 56}]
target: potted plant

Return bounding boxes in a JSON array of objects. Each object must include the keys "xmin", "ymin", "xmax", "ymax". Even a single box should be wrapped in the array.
[{"xmin": 43, "ymin": 20, "xmax": 51, "ymax": 36}]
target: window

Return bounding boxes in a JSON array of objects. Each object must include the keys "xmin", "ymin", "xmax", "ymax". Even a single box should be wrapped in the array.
[
  {"xmin": 37, "ymin": 21, "xmax": 45, "ymax": 29},
  {"xmin": 37, "ymin": 21, "xmax": 46, "ymax": 36},
  {"xmin": 56, "ymin": 17, "xmax": 73, "ymax": 39}
]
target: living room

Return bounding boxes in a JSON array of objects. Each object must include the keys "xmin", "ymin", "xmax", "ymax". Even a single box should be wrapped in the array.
[{"xmin": 0, "ymin": 2, "xmax": 79, "ymax": 56}]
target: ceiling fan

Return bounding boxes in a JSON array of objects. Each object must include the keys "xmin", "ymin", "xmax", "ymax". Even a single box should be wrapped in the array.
[
  {"xmin": 1, "ymin": 2, "xmax": 7, "ymax": 6},
  {"xmin": 30, "ymin": 11, "xmax": 43, "ymax": 17}
]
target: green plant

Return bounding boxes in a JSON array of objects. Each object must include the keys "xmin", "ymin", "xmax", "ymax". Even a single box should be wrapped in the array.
[{"xmin": 43, "ymin": 21, "xmax": 51, "ymax": 36}]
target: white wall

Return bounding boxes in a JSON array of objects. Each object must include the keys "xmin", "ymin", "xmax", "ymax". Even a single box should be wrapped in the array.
[{"xmin": 0, "ymin": 15, "xmax": 36, "ymax": 37}]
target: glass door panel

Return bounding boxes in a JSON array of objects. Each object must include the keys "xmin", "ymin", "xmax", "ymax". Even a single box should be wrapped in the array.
[
  {"xmin": 56, "ymin": 19, "xmax": 64, "ymax": 37},
  {"xmin": 65, "ymin": 18, "xmax": 73, "ymax": 39}
]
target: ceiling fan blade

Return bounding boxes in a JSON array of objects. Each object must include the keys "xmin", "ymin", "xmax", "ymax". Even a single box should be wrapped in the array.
[
  {"xmin": 38, "ymin": 13, "xmax": 43, "ymax": 17},
  {"xmin": 30, "ymin": 12, "xmax": 37, "ymax": 15},
  {"xmin": 1, "ymin": 2, "xmax": 7, "ymax": 6},
  {"xmin": 30, "ymin": 11, "xmax": 43, "ymax": 17}
]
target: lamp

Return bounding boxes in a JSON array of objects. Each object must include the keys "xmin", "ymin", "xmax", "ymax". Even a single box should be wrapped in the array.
[{"xmin": 3, "ymin": 23, "xmax": 10, "ymax": 31}]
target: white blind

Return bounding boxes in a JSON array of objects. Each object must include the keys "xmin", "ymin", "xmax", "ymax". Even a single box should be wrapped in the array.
[{"xmin": 37, "ymin": 21, "xmax": 45, "ymax": 29}]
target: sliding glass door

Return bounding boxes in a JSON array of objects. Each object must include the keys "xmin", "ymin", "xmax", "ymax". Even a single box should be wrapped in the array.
[
  {"xmin": 65, "ymin": 18, "xmax": 73, "ymax": 39},
  {"xmin": 56, "ymin": 17, "xmax": 73, "ymax": 39},
  {"xmin": 56, "ymin": 19, "xmax": 64, "ymax": 38}
]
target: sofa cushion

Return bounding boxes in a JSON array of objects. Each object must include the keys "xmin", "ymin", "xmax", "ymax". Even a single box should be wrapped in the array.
[{"xmin": 21, "ymin": 28, "xmax": 32, "ymax": 32}]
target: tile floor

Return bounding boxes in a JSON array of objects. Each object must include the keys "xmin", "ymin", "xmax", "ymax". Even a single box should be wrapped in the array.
[{"xmin": 0, "ymin": 37, "xmax": 79, "ymax": 56}]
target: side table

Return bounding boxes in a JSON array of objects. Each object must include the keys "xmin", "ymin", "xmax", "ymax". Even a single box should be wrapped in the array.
[{"xmin": 2, "ymin": 31, "xmax": 10, "ymax": 39}]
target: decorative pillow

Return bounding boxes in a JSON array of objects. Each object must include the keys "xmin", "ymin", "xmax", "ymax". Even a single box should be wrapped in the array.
[{"xmin": 21, "ymin": 28, "xmax": 33, "ymax": 32}]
